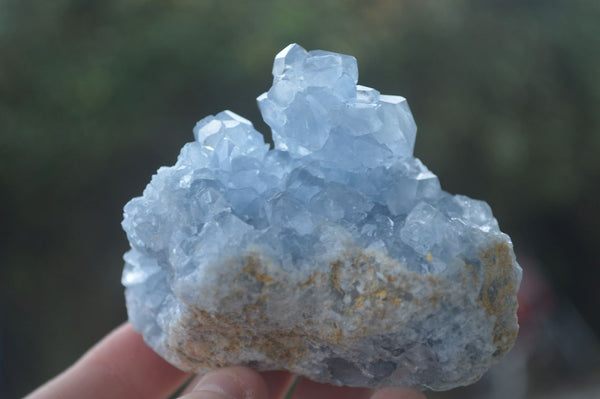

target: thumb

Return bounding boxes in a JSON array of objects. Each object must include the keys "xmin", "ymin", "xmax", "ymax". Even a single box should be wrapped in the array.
[{"xmin": 177, "ymin": 367, "xmax": 269, "ymax": 399}]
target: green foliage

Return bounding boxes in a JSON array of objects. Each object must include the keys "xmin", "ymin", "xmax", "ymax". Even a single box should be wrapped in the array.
[{"xmin": 1, "ymin": 0, "xmax": 599, "ymax": 396}]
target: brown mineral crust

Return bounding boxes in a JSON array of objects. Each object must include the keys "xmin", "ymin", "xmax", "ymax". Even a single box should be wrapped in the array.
[
  {"xmin": 169, "ymin": 255, "xmax": 309, "ymax": 370},
  {"xmin": 240, "ymin": 256, "xmax": 275, "ymax": 286},
  {"xmin": 332, "ymin": 251, "xmax": 447, "ymax": 321},
  {"xmin": 169, "ymin": 251, "xmax": 443, "ymax": 369},
  {"xmin": 184, "ymin": 307, "xmax": 309, "ymax": 366},
  {"xmin": 477, "ymin": 242, "xmax": 520, "ymax": 357},
  {"xmin": 167, "ymin": 244, "xmax": 518, "ymax": 374},
  {"xmin": 297, "ymin": 271, "xmax": 319, "ymax": 288},
  {"xmin": 330, "ymin": 260, "xmax": 343, "ymax": 293}
]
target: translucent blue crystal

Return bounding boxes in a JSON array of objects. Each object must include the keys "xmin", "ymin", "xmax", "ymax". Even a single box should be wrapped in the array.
[{"xmin": 122, "ymin": 44, "xmax": 521, "ymax": 391}]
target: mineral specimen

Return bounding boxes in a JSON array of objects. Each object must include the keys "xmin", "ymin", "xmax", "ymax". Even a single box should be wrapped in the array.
[{"xmin": 122, "ymin": 44, "xmax": 521, "ymax": 391}]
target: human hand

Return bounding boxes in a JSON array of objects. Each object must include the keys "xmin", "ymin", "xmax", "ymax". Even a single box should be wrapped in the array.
[{"xmin": 26, "ymin": 323, "xmax": 426, "ymax": 399}]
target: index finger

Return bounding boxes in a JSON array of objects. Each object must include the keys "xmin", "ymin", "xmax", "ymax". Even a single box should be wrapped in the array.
[{"xmin": 26, "ymin": 323, "xmax": 190, "ymax": 399}]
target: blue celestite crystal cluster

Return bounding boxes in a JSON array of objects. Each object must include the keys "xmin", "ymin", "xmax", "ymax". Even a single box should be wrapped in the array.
[{"xmin": 122, "ymin": 44, "xmax": 521, "ymax": 391}]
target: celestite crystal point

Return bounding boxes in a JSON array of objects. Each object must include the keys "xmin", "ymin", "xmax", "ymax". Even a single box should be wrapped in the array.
[{"xmin": 122, "ymin": 44, "xmax": 521, "ymax": 391}]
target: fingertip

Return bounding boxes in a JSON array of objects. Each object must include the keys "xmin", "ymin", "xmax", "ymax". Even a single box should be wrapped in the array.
[
  {"xmin": 179, "ymin": 367, "xmax": 268, "ymax": 399},
  {"xmin": 370, "ymin": 387, "xmax": 427, "ymax": 399}
]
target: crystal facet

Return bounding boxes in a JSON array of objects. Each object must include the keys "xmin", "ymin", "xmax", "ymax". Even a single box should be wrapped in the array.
[{"xmin": 122, "ymin": 44, "xmax": 521, "ymax": 391}]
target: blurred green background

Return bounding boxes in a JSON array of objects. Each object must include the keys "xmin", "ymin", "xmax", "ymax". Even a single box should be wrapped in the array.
[{"xmin": 1, "ymin": 0, "xmax": 599, "ymax": 397}]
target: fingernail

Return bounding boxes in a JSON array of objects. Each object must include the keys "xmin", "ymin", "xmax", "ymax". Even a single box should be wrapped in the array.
[{"xmin": 191, "ymin": 371, "xmax": 247, "ymax": 399}]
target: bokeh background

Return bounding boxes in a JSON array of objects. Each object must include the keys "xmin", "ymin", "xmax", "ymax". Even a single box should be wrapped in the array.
[{"xmin": 2, "ymin": 0, "xmax": 600, "ymax": 397}]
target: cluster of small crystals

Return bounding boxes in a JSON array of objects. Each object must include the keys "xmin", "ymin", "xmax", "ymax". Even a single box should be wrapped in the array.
[{"xmin": 121, "ymin": 44, "xmax": 518, "ymax": 389}]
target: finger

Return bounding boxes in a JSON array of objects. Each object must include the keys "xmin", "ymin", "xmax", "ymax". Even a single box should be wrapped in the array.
[
  {"xmin": 180, "ymin": 370, "xmax": 295, "ymax": 397},
  {"xmin": 177, "ymin": 366, "xmax": 268, "ymax": 399},
  {"xmin": 370, "ymin": 387, "xmax": 427, "ymax": 399},
  {"xmin": 292, "ymin": 378, "xmax": 374, "ymax": 399},
  {"xmin": 261, "ymin": 371, "xmax": 299, "ymax": 398},
  {"xmin": 26, "ymin": 323, "xmax": 190, "ymax": 399}
]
